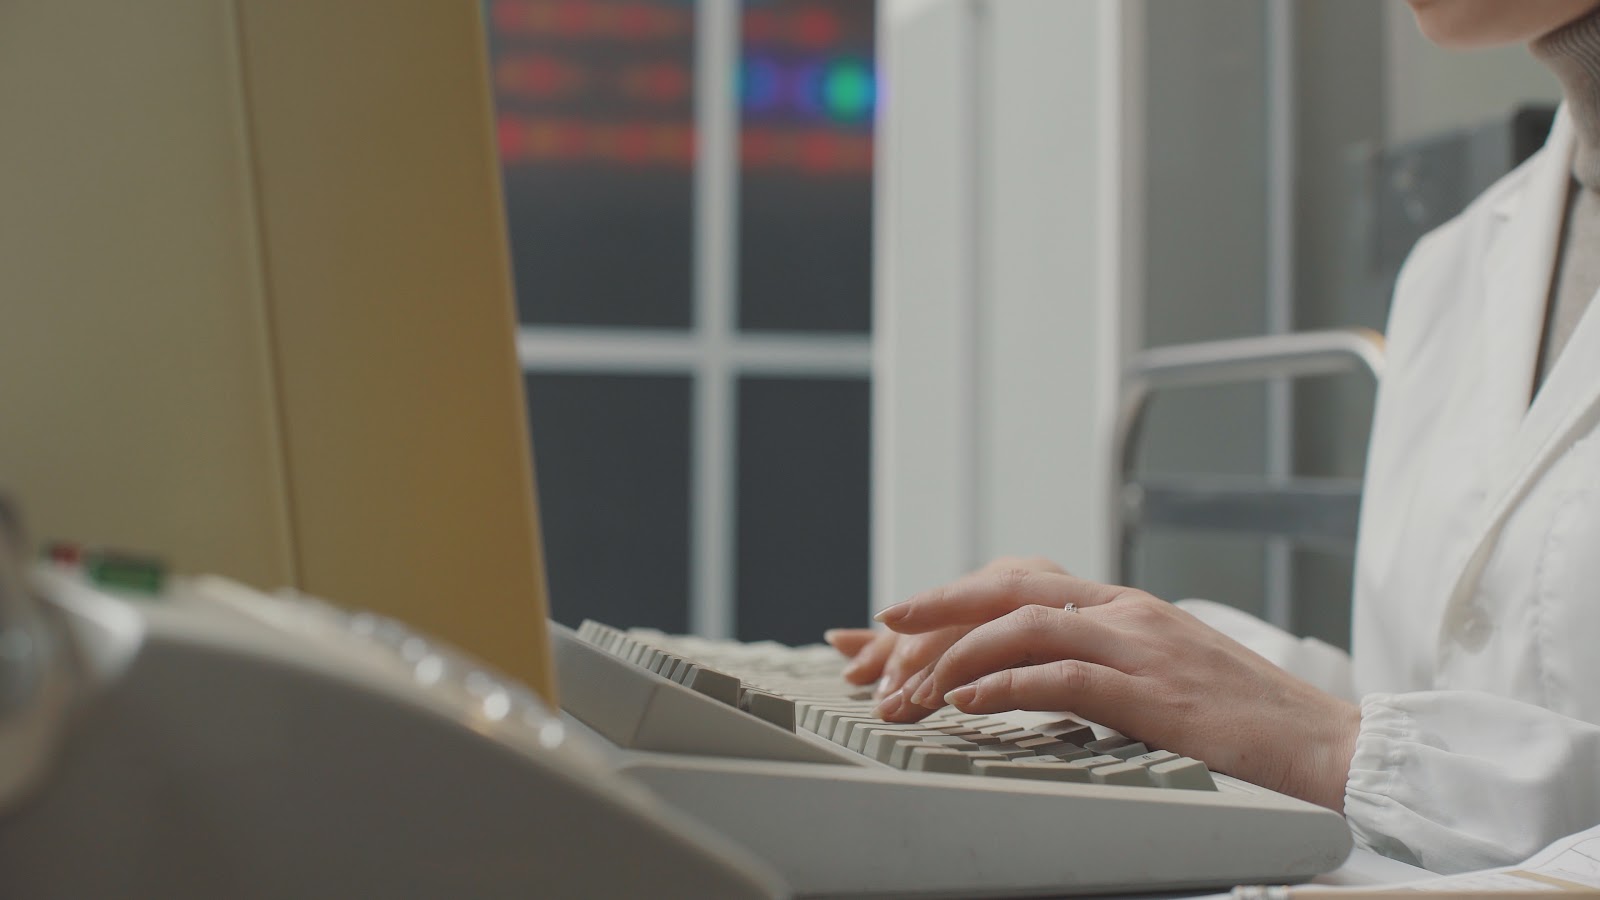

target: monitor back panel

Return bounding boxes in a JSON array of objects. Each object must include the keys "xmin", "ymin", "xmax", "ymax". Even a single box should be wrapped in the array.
[{"xmin": 0, "ymin": 0, "xmax": 555, "ymax": 700}]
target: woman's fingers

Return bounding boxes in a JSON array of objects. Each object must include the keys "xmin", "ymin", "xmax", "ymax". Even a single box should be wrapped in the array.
[
  {"xmin": 888, "ymin": 604, "xmax": 1147, "ymax": 718},
  {"xmin": 874, "ymin": 568, "xmax": 1130, "ymax": 634},
  {"xmin": 944, "ymin": 659, "xmax": 1141, "ymax": 726},
  {"xmin": 823, "ymin": 628, "xmax": 877, "ymax": 657},
  {"xmin": 976, "ymin": 555, "xmax": 1069, "ymax": 578},
  {"xmin": 877, "ymin": 626, "xmax": 965, "ymax": 698},
  {"xmin": 839, "ymin": 630, "xmax": 897, "ymax": 685},
  {"xmin": 857, "ymin": 577, "xmax": 1363, "ymax": 811}
]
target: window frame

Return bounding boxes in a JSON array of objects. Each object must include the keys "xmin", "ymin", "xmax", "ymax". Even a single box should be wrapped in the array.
[{"xmin": 513, "ymin": 0, "xmax": 872, "ymax": 639}]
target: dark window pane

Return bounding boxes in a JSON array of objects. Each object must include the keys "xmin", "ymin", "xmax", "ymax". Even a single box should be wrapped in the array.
[
  {"xmin": 736, "ymin": 377, "xmax": 869, "ymax": 643},
  {"xmin": 737, "ymin": 0, "xmax": 874, "ymax": 333},
  {"xmin": 489, "ymin": 0, "xmax": 695, "ymax": 328},
  {"xmin": 526, "ymin": 373, "xmax": 691, "ymax": 631}
]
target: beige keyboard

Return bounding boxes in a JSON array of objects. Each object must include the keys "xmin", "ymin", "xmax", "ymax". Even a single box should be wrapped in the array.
[
  {"xmin": 557, "ymin": 620, "xmax": 1354, "ymax": 897},
  {"xmin": 578, "ymin": 620, "xmax": 1219, "ymax": 790}
]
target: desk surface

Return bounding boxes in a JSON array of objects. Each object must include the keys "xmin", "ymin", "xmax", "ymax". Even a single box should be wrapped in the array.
[
  {"xmin": 1131, "ymin": 849, "xmax": 1431, "ymax": 900},
  {"xmin": 1315, "ymin": 849, "xmax": 1432, "ymax": 887}
]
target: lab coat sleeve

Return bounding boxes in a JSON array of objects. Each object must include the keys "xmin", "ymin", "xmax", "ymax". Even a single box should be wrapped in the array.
[
  {"xmin": 1174, "ymin": 599, "xmax": 1355, "ymax": 700},
  {"xmin": 1346, "ymin": 691, "xmax": 1600, "ymax": 874}
]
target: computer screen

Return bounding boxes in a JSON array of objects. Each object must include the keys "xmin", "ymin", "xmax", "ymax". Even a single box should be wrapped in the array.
[{"xmin": 0, "ymin": 0, "xmax": 555, "ymax": 700}]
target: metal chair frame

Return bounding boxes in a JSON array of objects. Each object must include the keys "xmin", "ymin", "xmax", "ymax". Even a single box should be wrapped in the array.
[{"xmin": 1110, "ymin": 329, "xmax": 1387, "ymax": 605}]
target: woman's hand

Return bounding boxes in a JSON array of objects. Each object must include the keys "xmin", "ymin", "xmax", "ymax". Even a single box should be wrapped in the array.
[
  {"xmin": 870, "ymin": 568, "xmax": 1360, "ymax": 811},
  {"xmin": 824, "ymin": 557, "xmax": 1069, "ymax": 698}
]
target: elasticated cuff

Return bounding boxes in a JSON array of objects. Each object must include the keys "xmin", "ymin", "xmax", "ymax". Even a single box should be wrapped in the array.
[{"xmin": 1343, "ymin": 694, "xmax": 1423, "ymax": 864}]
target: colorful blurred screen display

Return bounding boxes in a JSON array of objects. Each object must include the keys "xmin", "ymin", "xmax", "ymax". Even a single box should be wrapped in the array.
[
  {"xmin": 490, "ymin": 0, "xmax": 699, "ymax": 327},
  {"xmin": 738, "ymin": 0, "xmax": 875, "ymax": 333},
  {"xmin": 488, "ymin": 0, "xmax": 876, "ymax": 332}
]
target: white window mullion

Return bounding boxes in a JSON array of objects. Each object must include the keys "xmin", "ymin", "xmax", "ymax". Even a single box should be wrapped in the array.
[
  {"xmin": 1264, "ymin": 0, "xmax": 1296, "ymax": 630},
  {"xmin": 518, "ymin": 327, "xmax": 870, "ymax": 375},
  {"xmin": 691, "ymin": 0, "xmax": 740, "ymax": 639}
]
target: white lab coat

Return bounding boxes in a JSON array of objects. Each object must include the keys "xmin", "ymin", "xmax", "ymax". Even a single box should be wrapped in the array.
[{"xmin": 1185, "ymin": 108, "xmax": 1600, "ymax": 874}]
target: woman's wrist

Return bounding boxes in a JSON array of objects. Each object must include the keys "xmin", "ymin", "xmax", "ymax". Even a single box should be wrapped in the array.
[{"xmin": 1290, "ymin": 697, "xmax": 1361, "ymax": 813}]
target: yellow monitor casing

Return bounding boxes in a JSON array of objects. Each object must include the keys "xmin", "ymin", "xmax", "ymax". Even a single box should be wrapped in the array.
[{"xmin": 0, "ymin": 0, "xmax": 555, "ymax": 701}]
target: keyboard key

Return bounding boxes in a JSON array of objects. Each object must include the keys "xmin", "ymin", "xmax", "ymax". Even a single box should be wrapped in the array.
[
  {"xmin": 979, "ymin": 725, "xmax": 1034, "ymax": 740},
  {"xmin": 906, "ymin": 748, "xmax": 1006, "ymax": 774},
  {"xmin": 1037, "ymin": 746, "xmax": 1094, "ymax": 762},
  {"xmin": 1086, "ymin": 737, "xmax": 1149, "ymax": 759},
  {"xmin": 973, "ymin": 760, "xmax": 1092, "ymax": 782},
  {"xmin": 738, "ymin": 689, "xmax": 796, "ymax": 730},
  {"xmin": 889, "ymin": 735, "xmax": 983, "ymax": 768},
  {"xmin": 1091, "ymin": 763, "xmax": 1153, "ymax": 787},
  {"xmin": 812, "ymin": 709, "xmax": 850, "ymax": 737},
  {"xmin": 684, "ymin": 666, "xmax": 740, "ymax": 706},
  {"xmin": 797, "ymin": 702, "xmax": 833, "ymax": 733},
  {"xmin": 836, "ymin": 715, "xmax": 898, "ymax": 746},
  {"xmin": 1036, "ymin": 718, "xmax": 1096, "ymax": 744},
  {"xmin": 864, "ymin": 729, "xmax": 969, "ymax": 763},
  {"xmin": 1060, "ymin": 755, "xmax": 1122, "ymax": 773},
  {"xmin": 1149, "ymin": 758, "xmax": 1218, "ymax": 791},
  {"xmin": 1008, "ymin": 755, "xmax": 1073, "ymax": 765},
  {"xmin": 1125, "ymin": 750, "xmax": 1179, "ymax": 769},
  {"xmin": 865, "ymin": 730, "xmax": 932, "ymax": 762},
  {"xmin": 906, "ymin": 748, "xmax": 977, "ymax": 774},
  {"xmin": 1012, "ymin": 736, "xmax": 1090, "ymax": 758},
  {"xmin": 819, "ymin": 710, "xmax": 877, "ymax": 742},
  {"xmin": 960, "ymin": 718, "xmax": 1012, "ymax": 732},
  {"xmin": 848, "ymin": 722, "xmax": 935, "ymax": 753},
  {"xmin": 805, "ymin": 704, "xmax": 870, "ymax": 734}
]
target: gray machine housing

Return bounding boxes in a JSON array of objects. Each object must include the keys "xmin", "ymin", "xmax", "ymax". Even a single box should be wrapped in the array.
[{"xmin": 0, "ymin": 570, "xmax": 784, "ymax": 900}]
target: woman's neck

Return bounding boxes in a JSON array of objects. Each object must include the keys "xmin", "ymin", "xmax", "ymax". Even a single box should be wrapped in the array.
[{"xmin": 1535, "ymin": 10, "xmax": 1600, "ymax": 189}]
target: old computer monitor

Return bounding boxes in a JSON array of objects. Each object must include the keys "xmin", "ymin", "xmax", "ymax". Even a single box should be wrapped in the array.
[{"xmin": 0, "ymin": 0, "xmax": 555, "ymax": 700}]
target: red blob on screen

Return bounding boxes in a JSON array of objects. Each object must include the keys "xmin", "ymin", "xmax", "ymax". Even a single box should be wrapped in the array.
[{"xmin": 791, "ymin": 8, "xmax": 841, "ymax": 49}]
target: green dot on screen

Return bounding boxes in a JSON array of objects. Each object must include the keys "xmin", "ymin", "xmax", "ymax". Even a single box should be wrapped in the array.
[{"xmin": 823, "ymin": 61, "xmax": 873, "ymax": 122}]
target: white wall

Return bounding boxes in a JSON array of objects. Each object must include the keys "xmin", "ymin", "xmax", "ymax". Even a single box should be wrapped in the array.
[
  {"xmin": 1383, "ymin": 3, "xmax": 1561, "ymax": 143},
  {"xmin": 976, "ymin": 0, "xmax": 1131, "ymax": 572},
  {"xmin": 873, "ymin": 0, "xmax": 1134, "ymax": 609}
]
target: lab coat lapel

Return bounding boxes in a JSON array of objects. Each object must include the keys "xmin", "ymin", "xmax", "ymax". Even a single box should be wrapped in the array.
[
  {"xmin": 1477, "ymin": 112, "xmax": 1571, "ymax": 469},
  {"xmin": 1521, "ymin": 253, "xmax": 1600, "ymax": 487},
  {"xmin": 1445, "ymin": 111, "xmax": 1596, "ymax": 613}
]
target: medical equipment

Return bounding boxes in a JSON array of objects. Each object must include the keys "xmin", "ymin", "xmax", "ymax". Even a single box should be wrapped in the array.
[{"xmin": 0, "ymin": 555, "xmax": 782, "ymax": 898}]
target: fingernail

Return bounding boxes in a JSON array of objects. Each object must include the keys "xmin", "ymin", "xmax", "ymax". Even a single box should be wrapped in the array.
[
  {"xmin": 873, "ymin": 689, "xmax": 905, "ymax": 719},
  {"xmin": 874, "ymin": 675, "xmax": 890, "ymax": 698},
  {"xmin": 823, "ymin": 628, "xmax": 845, "ymax": 645},
  {"xmin": 944, "ymin": 684, "xmax": 978, "ymax": 709},
  {"xmin": 900, "ymin": 667, "xmax": 925, "ymax": 696},
  {"xmin": 910, "ymin": 677, "xmax": 937, "ymax": 708},
  {"xmin": 841, "ymin": 661, "xmax": 863, "ymax": 681},
  {"xmin": 873, "ymin": 602, "xmax": 909, "ymax": 625}
]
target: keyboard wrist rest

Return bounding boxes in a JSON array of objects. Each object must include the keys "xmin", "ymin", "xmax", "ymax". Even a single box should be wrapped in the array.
[{"xmin": 621, "ymin": 755, "xmax": 1354, "ymax": 898}]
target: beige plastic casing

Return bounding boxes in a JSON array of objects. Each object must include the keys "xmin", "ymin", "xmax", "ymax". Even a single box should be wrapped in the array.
[{"xmin": 0, "ymin": 0, "xmax": 555, "ymax": 701}]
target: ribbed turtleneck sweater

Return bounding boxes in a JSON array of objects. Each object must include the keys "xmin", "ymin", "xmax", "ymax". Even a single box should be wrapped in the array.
[{"xmin": 1531, "ymin": 11, "xmax": 1600, "ymax": 395}]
